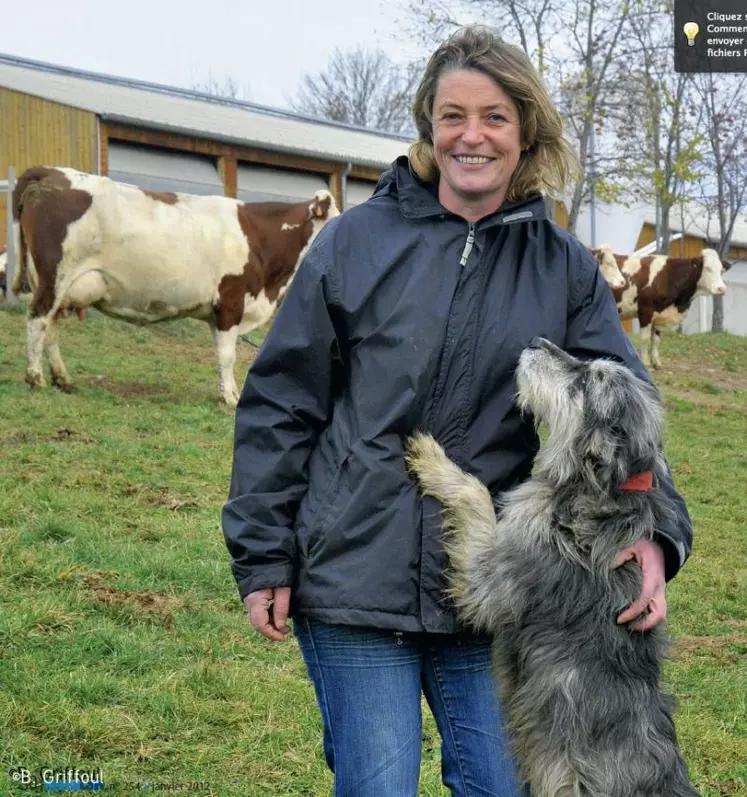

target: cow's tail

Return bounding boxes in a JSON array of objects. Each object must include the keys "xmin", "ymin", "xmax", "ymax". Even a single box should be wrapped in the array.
[
  {"xmin": 11, "ymin": 220, "xmax": 32, "ymax": 296},
  {"xmin": 11, "ymin": 169, "xmax": 49, "ymax": 296}
]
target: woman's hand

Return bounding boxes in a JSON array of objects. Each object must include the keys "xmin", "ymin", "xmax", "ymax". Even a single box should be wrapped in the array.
[
  {"xmin": 614, "ymin": 539, "xmax": 667, "ymax": 631},
  {"xmin": 245, "ymin": 587, "xmax": 292, "ymax": 641}
]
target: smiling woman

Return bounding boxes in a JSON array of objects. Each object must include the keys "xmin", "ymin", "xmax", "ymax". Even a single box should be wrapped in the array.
[
  {"xmin": 409, "ymin": 28, "xmax": 575, "ymax": 216},
  {"xmin": 431, "ymin": 70, "xmax": 523, "ymax": 221},
  {"xmin": 222, "ymin": 24, "xmax": 694, "ymax": 797}
]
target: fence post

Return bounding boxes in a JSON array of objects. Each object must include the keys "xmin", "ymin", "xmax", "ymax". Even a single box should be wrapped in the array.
[{"xmin": 5, "ymin": 167, "xmax": 18, "ymax": 307}]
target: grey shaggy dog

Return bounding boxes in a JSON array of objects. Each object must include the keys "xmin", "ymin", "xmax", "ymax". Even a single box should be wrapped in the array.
[{"xmin": 406, "ymin": 338, "xmax": 699, "ymax": 797}]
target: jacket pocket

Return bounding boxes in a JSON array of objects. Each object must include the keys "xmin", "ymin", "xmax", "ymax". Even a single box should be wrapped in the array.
[{"xmin": 305, "ymin": 453, "xmax": 352, "ymax": 557}]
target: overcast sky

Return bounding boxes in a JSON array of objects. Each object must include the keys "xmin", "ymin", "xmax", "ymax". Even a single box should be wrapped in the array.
[{"xmin": 0, "ymin": 0, "xmax": 435, "ymax": 108}]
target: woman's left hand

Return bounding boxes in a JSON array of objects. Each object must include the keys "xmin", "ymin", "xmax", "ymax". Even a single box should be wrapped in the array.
[{"xmin": 614, "ymin": 539, "xmax": 667, "ymax": 631}]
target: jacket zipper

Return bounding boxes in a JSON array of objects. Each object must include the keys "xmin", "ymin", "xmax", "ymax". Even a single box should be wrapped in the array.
[
  {"xmin": 425, "ymin": 221, "xmax": 478, "ymax": 431},
  {"xmin": 459, "ymin": 223, "xmax": 476, "ymax": 267}
]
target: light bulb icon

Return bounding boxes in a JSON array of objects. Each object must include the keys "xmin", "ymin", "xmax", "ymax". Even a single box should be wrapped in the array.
[{"xmin": 683, "ymin": 22, "xmax": 699, "ymax": 47}]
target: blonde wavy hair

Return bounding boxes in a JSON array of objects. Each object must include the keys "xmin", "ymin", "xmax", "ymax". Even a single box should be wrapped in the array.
[{"xmin": 409, "ymin": 25, "xmax": 577, "ymax": 202}]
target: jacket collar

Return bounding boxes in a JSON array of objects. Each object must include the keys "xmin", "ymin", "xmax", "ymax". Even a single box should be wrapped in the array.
[{"xmin": 373, "ymin": 155, "xmax": 548, "ymax": 228}]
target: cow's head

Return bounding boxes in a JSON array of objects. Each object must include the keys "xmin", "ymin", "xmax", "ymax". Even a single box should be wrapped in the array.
[
  {"xmin": 308, "ymin": 190, "xmax": 340, "ymax": 223},
  {"xmin": 697, "ymin": 249, "xmax": 727, "ymax": 296},
  {"xmin": 298, "ymin": 190, "xmax": 340, "ymax": 261},
  {"xmin": 590, "ymin": 244, "xmax": 626, "ymax": 289}
]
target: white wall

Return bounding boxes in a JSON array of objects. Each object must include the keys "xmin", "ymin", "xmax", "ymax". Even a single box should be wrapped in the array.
[
  {"xmin": 681, "ymin": 262, "xmax": 747, "ymax": 336},
  {"xmin": 573, "ymin": 201, "xmax": 649, "ymax": 253}
]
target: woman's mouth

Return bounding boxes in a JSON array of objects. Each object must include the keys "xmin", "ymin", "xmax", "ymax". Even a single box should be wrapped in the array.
[{"xmin": 453, "ymin": 155, "xmax": 494, "ymax": 165}]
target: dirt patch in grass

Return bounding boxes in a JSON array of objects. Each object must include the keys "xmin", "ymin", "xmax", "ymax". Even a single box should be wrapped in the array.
[
  {"xmin": 672, "ymin": 631, "xmax": 747, "ymax": 664},
  {"xmin": 85, "ymin": 375, "xmax": 169, "ymax": 398},
  {"xmin": 654, "ymin": 357, "xmax": 747, "ymax": 394},
  {"xmin": 652, "ymin": 345, "xmax": 747, "ymax": 411},
  {"xmin": 700, "ymin": 777, "xmax": 747, "ymax": 797},
  {"xmin": 82, "ymin": 573, "xmax": 179, "ymax": 629},
  {"xmin": 1, "ymin": 428, "xmax": 96, "ymax": 445},
  {"xmin": 123, "ymin": 483, "xmax": 200, "ymax": 511},
  {"xmin": 661, "ymin": 389, "xmax": 747, "ymax": 412}
]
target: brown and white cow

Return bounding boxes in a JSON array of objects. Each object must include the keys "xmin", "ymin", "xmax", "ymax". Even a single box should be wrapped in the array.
[
  {"xmin": 589, "ymin": 243, "xmax": 626, "ymax": 289},
  {"xmin": 12, "ymin": 166, "xmax": 339, "ymax": 405},
  {"xmin": 607, "ymin": 249, "xmax": 729, "ymax": 368}
]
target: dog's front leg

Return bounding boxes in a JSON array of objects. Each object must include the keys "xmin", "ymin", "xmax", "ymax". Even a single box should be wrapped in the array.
[{"xmin": 405, "ymin": 432, "xmax": 520, "ymax": 632}]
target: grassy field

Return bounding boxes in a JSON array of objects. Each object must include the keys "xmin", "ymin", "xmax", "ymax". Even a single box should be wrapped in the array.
[{"xmin": 0, "ymin": 307, "xmax": 745, "ymax": 797}]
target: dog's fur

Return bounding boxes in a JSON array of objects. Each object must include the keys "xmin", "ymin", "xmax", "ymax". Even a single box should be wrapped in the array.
[{"xmin": 406, "ymin": 338, "xmax": 698, "ymax": 797}]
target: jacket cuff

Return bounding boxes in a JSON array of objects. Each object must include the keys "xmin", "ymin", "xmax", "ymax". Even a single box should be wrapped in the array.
[
  {"xmin": 235, "ymin": 563, "xmax": 294, "ymax": 602},
  {"xmin": 654, "ymin": 530, "xmax": 688, "ymax": 582}
]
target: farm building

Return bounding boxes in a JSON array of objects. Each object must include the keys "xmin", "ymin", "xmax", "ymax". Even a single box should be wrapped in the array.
[
  {"xmin": 2, "ymin": 51, "xmax": 746, "ymax": 334},
  {"xmin": 0, "ymin": 50, "xmax": 411, "ymax": 251},
  {"xmin": 573, "ymin": 200, "xmax": 747, "ymax": 336},
  {"xmin": 636, "ymin": 205, "xmax": 747, "ymax": 336}
]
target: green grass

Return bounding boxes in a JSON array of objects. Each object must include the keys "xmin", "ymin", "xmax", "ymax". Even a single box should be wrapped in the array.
[{"xmin": 0, "ymin": 310, "xmax": 745, "ymax": 796}]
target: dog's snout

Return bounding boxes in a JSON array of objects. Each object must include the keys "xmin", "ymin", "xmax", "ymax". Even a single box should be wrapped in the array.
[{"xmin": 528, "ymin": 337, "xmax": 546, "ymax": 350}]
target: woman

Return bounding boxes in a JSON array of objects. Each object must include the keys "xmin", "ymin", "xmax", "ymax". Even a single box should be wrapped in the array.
[{"xmin": 222, "ymin": 25, "xmax": 692, "ymax": 797}]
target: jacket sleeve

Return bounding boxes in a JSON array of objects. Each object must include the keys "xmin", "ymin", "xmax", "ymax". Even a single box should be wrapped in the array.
[
  {"xmin": 221, "ymin": 231, "xmax": 344, "ymax": 600},
  {"xmin": 563, "ymin": 249, "xmax": 693, "ymax": 582}
]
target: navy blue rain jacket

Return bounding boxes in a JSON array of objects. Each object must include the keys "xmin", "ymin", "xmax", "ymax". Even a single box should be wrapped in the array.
[{"xmin": 222, "ymin": 156, "xmax": 693, "ymax": 634}]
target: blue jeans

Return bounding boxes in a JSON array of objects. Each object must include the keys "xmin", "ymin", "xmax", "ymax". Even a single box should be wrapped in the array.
[{"xmin": 294, "ymin": 617, "xmax": 525, "ymax": 797}]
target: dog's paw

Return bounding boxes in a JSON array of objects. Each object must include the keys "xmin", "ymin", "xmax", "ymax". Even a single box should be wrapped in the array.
[
  {"xmin": 404, "ymin": 432, "xmax": 453, "ymax": 494},
  {"xmin": 405, "ymin": 432, "xmax": 440, "ymax": 471}
]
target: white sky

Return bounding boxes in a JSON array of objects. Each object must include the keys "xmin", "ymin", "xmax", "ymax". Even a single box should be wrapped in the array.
[{"xmin": 0, "ymin": 0, "xmax": 432, "ymax": 108}]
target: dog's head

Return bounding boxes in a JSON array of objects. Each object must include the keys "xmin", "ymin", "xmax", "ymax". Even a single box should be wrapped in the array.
[{"xmin": 516, "ymin": 338, "xmax": 664, "ymax": 492}]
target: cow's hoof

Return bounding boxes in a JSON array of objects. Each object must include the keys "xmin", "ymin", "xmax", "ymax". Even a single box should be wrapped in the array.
[
  {"xmin": 219, "ymin": 387, "xmax": 240, "ymax": 407},
  {"xmin": 651, "ymin": 361, "xmax": 662, "ymax": 370},
  {"xmin": 52, "ymin": 378, "xmax": 77, "ymax": 393},
  {"xmin": 25, "ymin": 371, "xmax": 46, "ymax": 389}
]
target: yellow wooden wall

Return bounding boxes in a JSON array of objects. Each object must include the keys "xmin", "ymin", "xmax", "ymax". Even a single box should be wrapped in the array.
[
  {"xmin": 553, "ymin": 199, "xmax": 568, "ymax": 228},
  {"xmin": 635, "ymin": 222, "xmax": 747, "ymax": 260},
  {"xmin": 1, "ymin": 86, "xmax": 98, "ymax": 245}
]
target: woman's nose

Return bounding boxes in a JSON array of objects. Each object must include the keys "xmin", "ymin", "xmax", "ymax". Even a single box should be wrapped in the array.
[{"xmin": 461, "ymin": 117, "xmax": 485, "ymax": 144}]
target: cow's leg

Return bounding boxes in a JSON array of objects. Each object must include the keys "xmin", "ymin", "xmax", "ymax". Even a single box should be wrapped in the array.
[
  {"xmin": 650, "ymin": 327, "xmax": 664, "ymax": 369},
  {"xmin": 639, "ymin": 323, "xmax": 653, "ymax": 367},
  {"xmin": 26, "ymin": 315, "xmax": 50, "ymax": 388},
  {"xmin": 25, "ymin": 271, "xmax": 59, "ymax": 388},
  {"xmin": 45, "ymin": 317, "xmax": 74, "ymax": 391},
  {"xmin": 210, "ymin": 324, "xmax": 241, "ymax": 406},
  {"xmin": 213, "ymin": 274, "xmax": 252, "ymax": 406}
]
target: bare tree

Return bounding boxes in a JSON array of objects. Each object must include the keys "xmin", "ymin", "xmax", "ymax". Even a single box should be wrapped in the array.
[
  {"xmin": 551, "ymin": 0, "xmax": 633, "ymax": 234},
  {"xmin": 290, "ymin": 48, "xmax": 420, "ymax": 136},
  {"xmin": 399, "ymin": 0, "xmax": 634, "ymax": 235},
  {"xmin": 191, "ymin": 72, "xmax": 253, "ymax": 101},
  {"xmin": 403, "ymin": 0, "xmax": 557, "ymax": 75},
  {"xmin": 612, "ymin": 0, "xmax": 701, "ymax": 253},
  {"xmin": 692, "ymin": 72, "xmax": 747, "ymax": 332}
]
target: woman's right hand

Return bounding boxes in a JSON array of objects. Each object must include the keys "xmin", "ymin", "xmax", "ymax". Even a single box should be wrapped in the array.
[{"xmin": 244, "ymin": 587, "xmax": 292, "ymax": 641}]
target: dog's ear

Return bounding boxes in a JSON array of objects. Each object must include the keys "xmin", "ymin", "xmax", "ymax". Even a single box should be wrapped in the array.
[
  {"xmin": 616, "ymin": 380, "xmax": 664, "ymax": 473},
  {"xmin": 577, "ymin": 366, "xmax": 664, "ymax": 491},
  {"xmin": 578, "ymin": 425, "xmax": 626, "ymax": 490}
]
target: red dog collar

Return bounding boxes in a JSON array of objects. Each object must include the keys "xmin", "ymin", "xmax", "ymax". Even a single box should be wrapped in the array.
[{"xmin": 621, "ymin": 471, "xmax": 654, "ymax": 491}]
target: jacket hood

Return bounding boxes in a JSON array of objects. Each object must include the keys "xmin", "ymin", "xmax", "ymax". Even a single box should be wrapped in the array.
[{"xmin": 373, "ymin": 155, "xmax": 548, "ymax": 225}]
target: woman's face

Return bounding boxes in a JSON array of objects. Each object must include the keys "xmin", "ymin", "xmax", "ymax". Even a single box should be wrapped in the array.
[{"xmin": 432, "ymin": 68, "xmax": 523, "ymax": 220}]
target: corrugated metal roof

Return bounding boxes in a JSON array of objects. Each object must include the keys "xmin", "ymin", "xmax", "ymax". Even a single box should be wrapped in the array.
[
  {"xmin": 644, "ymin": 202, "xmax": 747, "ymax": 248},
  {"xmin": 0, "ymin": 53, "xmax": 411, "ymax": 170}
]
